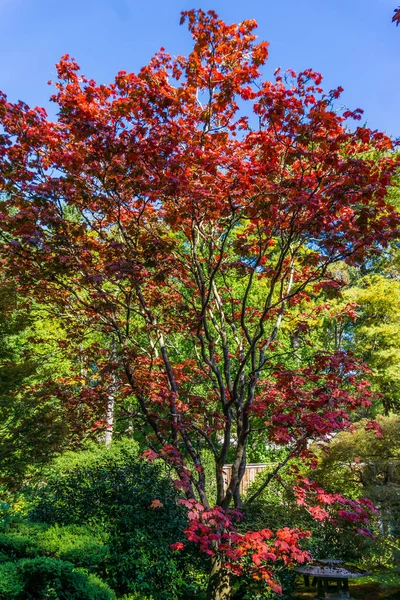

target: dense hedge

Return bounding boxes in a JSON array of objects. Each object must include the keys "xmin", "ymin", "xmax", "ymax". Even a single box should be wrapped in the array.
[
  {"xmin": 26, "ymin": 440, "xmax": 205, "ymax": 599},
  {"xmin": 0, "ymin": 557, "xmax": 114, "ymax": 600}
]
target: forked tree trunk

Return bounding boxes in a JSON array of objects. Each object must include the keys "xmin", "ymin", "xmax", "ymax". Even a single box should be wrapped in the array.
[{"xmin": 207, "ymin": 555, "xmax": 232, "ymax": 600}]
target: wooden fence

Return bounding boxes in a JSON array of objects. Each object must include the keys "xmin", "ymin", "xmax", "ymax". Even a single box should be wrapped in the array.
[{"xmin": 222, "ymin": 463, "xmax": 269, "ymax": 495}]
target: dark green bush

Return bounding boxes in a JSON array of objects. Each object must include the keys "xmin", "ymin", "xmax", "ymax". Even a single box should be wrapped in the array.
[
  {"xmin": 93, "ymin": 456, "xmax": 200, "ymax": 598},
  {"xmin": 29, "ymin": 440, "xmax": 205, "ymax": 599},
  {"xmin": 0, "ymin": 531, "xmax": 39, "ymax": 560},
  {"xmin": 0, "ymin": 557, "xmax": 114, "ymax": 600},
  {"xmin": 0, "ymin": 561, "xmax": 23, "ymax": 598},
  {"xmin": 29, "ymin": 440, "xmax": 141, "ymax": 525}
]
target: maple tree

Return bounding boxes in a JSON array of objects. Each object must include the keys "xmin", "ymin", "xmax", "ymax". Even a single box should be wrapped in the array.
[
  {"xmin": 393, "ymin": 7, "xmax": 400, "ymax": 26},
  {"xmin": 0, "ymin": 9, "xmax": 399, "ymax": 598}
]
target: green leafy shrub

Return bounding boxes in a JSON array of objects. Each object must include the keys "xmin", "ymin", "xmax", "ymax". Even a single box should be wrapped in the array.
[
  {"xmin": 29, "ymin": 440, "xmax": 205, "ymax": 599},
  {"xmin": 0, "ymin": 521, "xmax": 108, "ymax": 574},
  {"xmin": 118, "ymin": 596, "xmax": 154, "ymax": 600},
  {"xmin": 0, "ymin": 557, "xmax": 115, "ymax": 599},
  {"xmin": 30, "ymin": 439, "xmax": 141, "ymax": 525},
  {"xmin": 93, "ymin": 457, "xmax": 200, "ymax": 598},
  {"xmin": 0, "ymin": 561, "xmax": 23, "ymax": 598},
  {"xmin": 0, "ymin": 528, "xmax": 41, "ymax": 559},
  {"xmin": 38, "ymin": 525, "xmax": 109, "ymax": 575},
  {"xmin": 0, "ymin": 501, "xmax": 11, "ymax": 529}
]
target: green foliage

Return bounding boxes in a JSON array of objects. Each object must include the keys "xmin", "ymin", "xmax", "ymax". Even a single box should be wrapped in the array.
[
  {"xmin": 0, "ymin": 529, "xmax": 40, "ymax": 559},
  {"xmin": 29, "ymin": 439, "xmax": 137, "ymax": 524},
  {"xmin": 356, "ymin": 572, "xmax": 400, "ymax": 589},
  {"xmin": 0, "ymin": 520, "xmax": 108, "ymax": 574},
  {"xmin": 118, "ymin": 596, "xmax": 154, "ymax": 600},
  {"xmin": 0, "ymin": 281, "xmax": 122, "ymax": 488},
  {"xmin": 29, "ymin": 439, "xmax": 160, "ymax": 525},
  {"xmin": 245, "ymin": 444, "xmax": 287, "ymax": 467},
  {"xmin": 0, "ymin": 557, "xmax": 115, "ymax": 600},
  {"xmin": 29, "ymin": 440, "xmax": 205, "ymax": 599},
  {"xmin": 0, "ymin": 501, "xmax": 11, "ymax": 529},
  {"xmin": 108, "ymin": 521, "xmax": 196, "ymax": 599},
  {"xmin": 39, "ymin": 525, "xmax": 109, "ymax": 574},
  {"xmin": 0, "ymin": 283, "xmax": 69, "ymax": 487},
  {"xmin": 0, "ymin": 561, "xmax": 23, "ymax": 598},
  {"xmin": 340, "ymin": 275, "xmax": 400, "ymax": 414}
]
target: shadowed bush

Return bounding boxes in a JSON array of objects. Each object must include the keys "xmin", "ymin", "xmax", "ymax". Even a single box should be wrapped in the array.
[{"xmin": 0, "ymin": 556, "xmax": 114, "ymax": 600}]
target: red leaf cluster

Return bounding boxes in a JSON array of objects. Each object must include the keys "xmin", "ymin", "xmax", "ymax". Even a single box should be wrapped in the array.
[{"xmin": 173, "ymin": 499, "xmax": 311, "ymax": 592}]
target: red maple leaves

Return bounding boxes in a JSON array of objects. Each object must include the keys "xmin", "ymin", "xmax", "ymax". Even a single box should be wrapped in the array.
[
  {"xmin": 172, "ymin": 499, "xmax": 311, "ymax": 592},
  {"xmin": 294, "ymin": 477, "xmax": 377, "ymax": 536}
]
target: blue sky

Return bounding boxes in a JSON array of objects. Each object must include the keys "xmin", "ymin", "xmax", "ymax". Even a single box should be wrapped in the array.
[{"xmin": 1, "ymin": 0, "xmax": 399, "ymax": 136}]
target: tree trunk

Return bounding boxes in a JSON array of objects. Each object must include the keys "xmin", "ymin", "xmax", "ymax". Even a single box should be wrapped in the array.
[
  {"xmin": 104, "ymin": 393, "xmax": 114, "ymax": 446},
  {"xmin": 207, "ymin": 555, "xmax": 232, "ymax": 600},
  {"xmin": 105, "ymin": 338, "xmax": 117, "ymax": 446}
]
